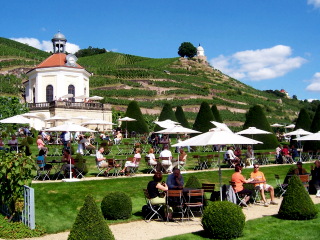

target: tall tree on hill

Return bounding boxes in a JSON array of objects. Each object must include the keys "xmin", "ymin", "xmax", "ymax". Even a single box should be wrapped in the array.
[
  {"xmin": 193, "ymin": 101, "xmax": 215, "ymax": 133},
  {"xmin": 304, "ymin": 104, "xmax": 320, "ymax": 151},
  {"xmin": 211, "ymin": 104, "xmax": 223, "ymax": 123},
  {"xmin": 121, "ymin": 101, "xmax": 149, "ymax": 134},
  {"xmin": 242, "ymin": 105, "xmax": 278, "ymax": 150},
  {"xmin": 154, "ymin": 103, "xmax": 177, "ymax": 132},
  {"xmin": 294, "ymin": 108, "xmax": 312, "ymax": 131},
  {"xmin": 175, "ymin": 106, "xmax": 190, "ymax": 128},
  {"xmin": 290, "ymin": 108, "xmax": 312, "ymax": 147},
  {"xmin": 178, "ymin": 42, "xmax": 197, "ymax": 58}
]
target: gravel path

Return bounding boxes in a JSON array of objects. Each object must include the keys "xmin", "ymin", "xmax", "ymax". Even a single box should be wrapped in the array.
[{"xmin": 8, "ymin": 195, "xmax": 320, "ymax": 240}]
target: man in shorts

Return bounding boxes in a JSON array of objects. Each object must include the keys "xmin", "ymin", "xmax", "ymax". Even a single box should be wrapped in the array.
[{"xmin": 250, "ymin": 164, "xmax": 278, "ymax": 207}]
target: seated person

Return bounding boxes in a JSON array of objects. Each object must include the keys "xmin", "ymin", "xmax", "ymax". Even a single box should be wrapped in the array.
[
  {"xmin": 96, "ymin": 147, "xmax": 110, "ymax": 176},
  {"xmin": 311, "ymin": 160, "xmax": 320, "ymax": 197},
  {"xmin": 160, "ymin": 145, "xmax": 173, "ymax": 173},
  {"xmin": 37, "ymin": 149, "xmax": 52, "ymax": 171},
  {"xmin": 166, "ymin": 168, "xmax": 184, "ymax": 190},
  {"xmin": 275, "ymin": 144, "xmax": 283, "ymax": 164},
  {"xmin": 290, "ymin": 145, "xmax": 299, "ymax": 162},
  {"xmin": 8, "ymin": 135, "xmax": 18, "ymax": 152},
  {"xmin": 234, "ymin": 147, "xmax": 242, "ymax": 159},
  {"xmin": 36, "ymin": 135, "xmax": 48, "ymax": 154},
  {"xmin": 245, "ymin": 145, "xmax": 254, "ymax": 167},
  {"xmin": 61, "ymin": 149, "xmax": 76, "ymax": 177},
  {"xmin": 294, "ymin": 161, "xmax": 308, "ymax": 175},
  {"xmin": 83, "ymin": 135, "xmax": 96, "ymax": 154},
  {"xmin": 0, "ymin": 137, "xmax": 6, "ymax": 151},
  {"xmin": 146, "ymin": 148, "xmax": 162, "ymax": 172},
  {"xmin": 281, "ymin": 145, "xmax": 294, "ymax": 163},
  {"xmin": 121, "ymin": 148, "xmax": 141, "ymax": 175},
  {"xmin": 250, "ymin": 164, "xmax": 278, "ymax": 207},
  {"xmin": 172, "ymin": 149, "xmax": 187, "ymax": 169},
  {"xmin": 231, "ymin": 164, "xmax": 252, "ymax": 205},
  {"xmin": 147, "ymin": 172, "xmax": 173, "ymax": 221},
  {"xmin": 224, "ymin": 146, "xmax": 240, "ymax": 166},
  {"xmin": 114, "ymin": 131, "xmax": 122, "ymax": 144}
]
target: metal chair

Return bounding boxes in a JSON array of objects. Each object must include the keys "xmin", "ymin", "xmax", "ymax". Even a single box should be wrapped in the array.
[
  {"xmin": 229, "ymin": 181, "xmax": 248, "ymax": 207},
  {"xmin": 166, "ymin": 190, "xmax": 184, "ymax": 221},
  {"xmin": 143, "ymin": 189, "xmax": 163, "ymax": 222},
  {"xmin": 145, "ymin": 156, "xmax": 157, "ymax": 174},
  {"xmin": 184, "ymin": 189, "xmax": 204, "ymax": 219},
  {"xmin": 34, "ymin": 160, "xmax": 51, "ymax": 181},
  {"xmin": 274, "ymin": 174, "xmax": 288, "ymax": 197}
]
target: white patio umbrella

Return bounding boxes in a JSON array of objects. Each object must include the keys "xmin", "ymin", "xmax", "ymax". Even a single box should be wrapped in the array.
[
  {"xmin": 61, "ymin": 94, "xmax": 74, "ymax": 98},
  {"xmin": 81, "ymin": 119, "xmax": 115, "ymax": 132},
  {"xmin": 118, "ymin": 117, "xmax": 137, "ymax": 138},
  {"xmin": 284, "ymin": 124, "xmax": 296, "ymax": 129},
  {"xmin": 294, "ymin": 131, "xmax": 320, "ymax": 141},
  {"xmin": 154, "ymin": 119, "xmax": 180, "ymax": 129},
  {"xmin": 44, "ymin": 116, "xmax": 69, "ymax": 122},
  {"xmin": 74, "ymin": 95, "xmax": 87, "ymax": 100},
  {"xmin": 88, "ymin": 96, "xmax": 103, "ymax": 101},
  {"xmin": 46, "ymin": 123, "xmax": 96, "ymax": 132},
  {"xmin": 156, "ymin": 125, "xmax": 201, "ymax": 170},
  {"xmin": 210, "ymin": 121, "xmax": 233, "ymax": 132},
  {"xmin": 72, "ymin": 115, "xmax": 91, "ymax": 120},
  {"xmin": 173, "ymin": 127, "xmax": 262, "ymax": 199},
  {"xmin": 21, "ymin": 113, "xmax": 42, "ymax": 119},
  {"xmin": 0, "ymin": 115, "xmax": 31, "ymax": 124},
  {"xmin": 286, "ymin": 129, "xmax": 312, "ymax": 161},
  {"xmin": 236, "ymin": 127, "xmax": 271, "ymax": 160},
  {"xmin": 271, "ymin": 123, "xmax": 284, "ymax": 127}
]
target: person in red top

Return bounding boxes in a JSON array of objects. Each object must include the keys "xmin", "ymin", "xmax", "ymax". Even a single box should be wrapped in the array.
[
  {"xmin": 61, "ymin": 149, "xmax": 76, "ymax": 177},
  {"xmin": 250, "ymin": 164, "xmax": 278, "ymax": 207},
  {"xmin": 231, "ymin": 164, "xmax": 252, "ymax": 204},
  {"xmin": 281, "ymin": 145, "xmax": 294, "ymax": 163}
]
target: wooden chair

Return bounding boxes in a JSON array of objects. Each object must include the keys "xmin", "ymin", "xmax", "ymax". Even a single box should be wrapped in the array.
[
  {"xmin": 166, "ymin": 190, "xmax": 184, "ymax": 221},
  {"xmin": 299, "ymin": 174, "xmax": 310, "ymax": 191},
  {"xmin": 184, "ymin": 189, "xmax": 204, "ymax": 219},
  {"xmin": 143, "ymin": 189, "xmax": 163, "ymax": 222}
]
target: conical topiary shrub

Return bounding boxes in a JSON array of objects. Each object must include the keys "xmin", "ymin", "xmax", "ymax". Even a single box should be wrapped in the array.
[
  {"xmin": 68, "ymin": 195, "xmax": 115, "ymax": 240},
  {"xmin": 278, "ymin": 175, "xmax": 318, "ymax": 220},
  {"xmin": 185, "ymin": 175, "xmax": 202, "ymax": 189},
  {"xmin": 202, "ymin": 201, "xmax": 245, "ymax": 239}
]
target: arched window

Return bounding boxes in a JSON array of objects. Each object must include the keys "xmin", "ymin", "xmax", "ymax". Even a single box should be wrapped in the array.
[
  {"xmin": 68, "ymin": 84, "xmax": 75, "ymax": 102},
  {"xmin": 46, "ymin": 85, "xmax": 53, "ymax": 102}
]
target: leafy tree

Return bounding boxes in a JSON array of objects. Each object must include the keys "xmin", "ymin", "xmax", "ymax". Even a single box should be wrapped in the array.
[
  {"xmin": 154, "ymin": 103, "xmax": 177, "ymax": 132},
  {"xmin": 0, "ymin": 152, "xmax": 35, "ymax": 221},
  {"xmin": 68, "ymin": 195, "xmax": 114, "ymax": 240},
  {"xmin": 295, "ymin": 108, "xmax": 312, "ymax": 131},
  {"xmin": 193, "ymin": 101, "xmax": 215, "ymax": 133},
  {"xmin": 175, "ymin": 106, "xmax": 190, "ymax": 128},
  {"xmin": 242, "ymin": 105, "xmax": 278, "ymax": 150},
  {"xmin": 121, "ymin": 101, "xmax": 148, "ymax": 134},
  {"xmin": 304, "ymin": 104, "xmax": 320, "ymax": 151},
  {"xmin": 290, "ymin": 108, "xmax": 312, "ymax": 147},
  {"xmin": 75, "ymin": 46, "xmax": 107, "ymax": 58},
  {"xmin": 178, "ymin": 42, "xmax": 197, "ymax": 58},
  {"xmin": 211, "ymin": 104, "xmax": 223, "ymax": 123}
]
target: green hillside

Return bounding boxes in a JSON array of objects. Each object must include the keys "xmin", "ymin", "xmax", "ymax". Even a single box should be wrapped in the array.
[{"xmin": 0, "ymin": 37, "xmax": 316, "ymax": 130}]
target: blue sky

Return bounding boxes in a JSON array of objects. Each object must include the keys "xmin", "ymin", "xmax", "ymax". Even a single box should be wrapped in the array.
[{"xmin": 2, "ymin": 0, "xmax": 320, "ymax": 101}]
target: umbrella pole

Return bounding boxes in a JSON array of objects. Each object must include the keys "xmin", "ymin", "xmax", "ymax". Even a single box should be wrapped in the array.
[
  {"xmin": 69, "ymin": 157, "xmax": 72, "ymax": 179},
  {"xmin": 219, "ymin": 146, "xmax": 222, "ymax": 201}
]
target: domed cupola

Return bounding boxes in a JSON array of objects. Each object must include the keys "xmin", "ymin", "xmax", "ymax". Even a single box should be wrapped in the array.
[
  {"xmin": 197, "ymin": 44, "xmax": 205, "ymax": 57},
  {"xmin": 51, "ymin": 31, "xmax": 67, "ymax": 53}
]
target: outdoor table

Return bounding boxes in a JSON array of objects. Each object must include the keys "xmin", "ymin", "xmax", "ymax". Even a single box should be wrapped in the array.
[
  {"xmin": 47, "ymin": 160, "xmax": 65, "ymax": 179},
  {"xmin": 245, "ymin": 180, "xmax": 266, "ymax": 204},
  {"xmin": 7, "ymin": 144, "xmax": 21, "ymax": 152},
  {"xmin": 48, "ymin": 143, "xmax": 63, "ymax": 156}
]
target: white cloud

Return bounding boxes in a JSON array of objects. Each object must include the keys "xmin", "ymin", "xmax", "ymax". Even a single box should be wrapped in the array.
[
  {"xmin": 10, "ymin": 37, "xmax": 80, "ymax": 54},
  {"xmin": 210, "ymin": 45, "xmax": 306, "ymax": 81},
  {"xmin": 306, "ymin": 72, "xmax": 320, "ymax": 91},
  {"xmin": 308, "ymin": 0, "xmax": 320, "ymax": 8}
]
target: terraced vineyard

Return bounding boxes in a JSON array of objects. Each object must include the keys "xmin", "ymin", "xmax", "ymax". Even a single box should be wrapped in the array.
[{"xmin": 0, "ymin": 37, "xmax": 313, "ymax": 130}]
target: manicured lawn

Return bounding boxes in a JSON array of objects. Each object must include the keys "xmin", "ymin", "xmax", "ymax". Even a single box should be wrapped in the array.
[
  {"xmin": 161, "ymin": 204, "xmax": 320, "ymax": 240},
  {"xmin": 31, "ymin": 163, "xmax": 307, "ymax": 233}
]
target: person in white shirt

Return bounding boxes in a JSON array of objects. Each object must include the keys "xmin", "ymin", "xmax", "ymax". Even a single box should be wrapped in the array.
[
  {"xmin": 160, "ymin": 145, "xmax": 173, "ymax": 173},
  {"xmin": 96, "ymin": 147, "xmax": 109, "ymax": 176},
  {"xmin": 224, "ymin": 146, "xmax": 240, "ymax": 166}
]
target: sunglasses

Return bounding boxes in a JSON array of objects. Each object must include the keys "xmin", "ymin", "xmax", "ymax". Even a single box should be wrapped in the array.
[{"xmin": 254, "ymin": 166, "xmax": 259, "ymax": 168}]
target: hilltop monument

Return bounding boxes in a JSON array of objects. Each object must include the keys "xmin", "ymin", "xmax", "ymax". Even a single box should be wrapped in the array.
[
  {"xmin": 24, "ymin": 32, "xmax": 111, "ymax": 130},
  {"xmin": 196, "ymin": 44, "xmax": 207, "ymax": 63}
]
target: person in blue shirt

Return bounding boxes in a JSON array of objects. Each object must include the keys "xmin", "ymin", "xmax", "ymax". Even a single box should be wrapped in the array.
[{"xmin": 166, "ymin": 168, "xmax": 184, "ymax": 190}]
